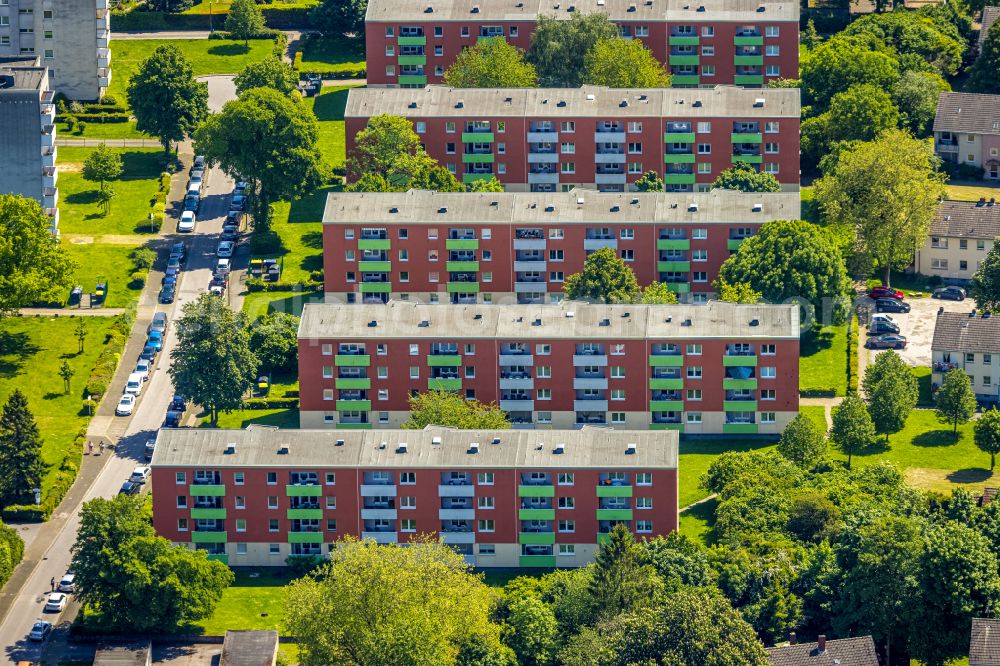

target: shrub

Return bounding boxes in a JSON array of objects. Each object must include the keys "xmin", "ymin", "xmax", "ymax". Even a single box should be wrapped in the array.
[
  {"xmin": 65, "ymin": 116, "xmax": 77, "ymax": 132},
  {"xmin": 847, "ymin": 317, "xmax": 859, "ymax": 394},
  {"xmin": 159, "ymin": 172, "xmax": 172, "ymax": 192},
  {"xmin": 130, "ymin": 246, "xmax": 156, "ymax": 270},
  {"xmin": 243, "ymin": 397, "xmax": 299, "ymax": 409},
  {"xmin": 2, "ymin": 431, "xmax": 84, "ymax": 523},
  {"xmin": 76, "ymin": 121, "xmax": 87, "ymax": 134},
  {"xmin": 128, "ymin": 271, "xmax": 148, "ymax": 289},
  {"xmin": 943, "ymin": 161, "xmax": 984, "ymax": 181},
  {"xmin": 99, "ymin": 94, "xmax": 122, "ymax": 108},
  {"xmin": 85, "ymin": 308, "xmax": 134, "ymax": 401},
  {"xmin": 292, "ymin": 51, "xmax": 303, "ymax": 71},
  {"xmin": 69, "ymin": 100, "xmax": 85, "ymax": 115}
]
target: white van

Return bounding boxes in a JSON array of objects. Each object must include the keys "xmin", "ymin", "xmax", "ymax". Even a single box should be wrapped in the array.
[
  {"xmin": 124, "ymin": 372, "xmax": 144, "ymax": 396},
  {"xmin": 186, "ymin": 181, "xmax": 201, "ymax": 197}
]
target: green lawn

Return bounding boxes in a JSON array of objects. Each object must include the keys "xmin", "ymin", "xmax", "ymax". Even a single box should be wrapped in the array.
[
  {"xmin": 203, "ymin": 408, "xmax": 300, "ymax": 429},
  {"xmin": 56, "ymin": 119, "xmax": 144, "ymax": 140},
  {"xmin": 62, "ymin": 244, "xmax": 145, "ymax": 309},
  {"xmin": 299, "ymin": 36, "xmax": 366, "ymax": 75},
  {"xmin": 677, "ymin": 438, "xmax": 775, "ymax": 509},
  {"xmin": 679, "ymin": 497, "xmax": 717, "ymax": 546},
  {"xmin": 0, "ymin": 316, "xmax": 115, "ymax": 495},
  {"xmin": 799, "ymin": 324, "xmax": 848, "ymax": 396},
  {"xmin": 242, "ymin": 291, "xmax": 324, "ymax": 320},
  {"xmin": 183, "ymin": 0, "xmax": 318, "ymax": 13},
  {"xmin": 801, "ymin": 405, "xmax": 828, "ymax": 432},
  {"xmin": 306, "ymin": 83, "xmax": 362, "ymax": 168},
  {"xmin": 108, "ymin": 38, "xmax": 276, "ymax": 101},
  {"xmin": 190, "ymin": 570, "xmax": 295, "ymax": 635},
  {"xmin": 945, "ymin": 181, "xmax": 1000, "ymax": 202}
]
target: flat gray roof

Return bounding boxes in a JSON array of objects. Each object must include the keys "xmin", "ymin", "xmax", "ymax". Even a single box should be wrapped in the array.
[
  {"xmin": 298, "ymin": 300, "xmax": 800, "ymax": 340},
  {"xmin": 366, "ymin": 0, "xmax": 798, "ymax": 23},
  {"xmin": 323, "ymin": 188, "xmax": 801, "ymax": 226},
  {"xmin": 221, "ymin": 631, "xmax": 278, "ymax": 666},
  {"xmin": 152, "ymin": 426, "xmax": 679, "ymax": 470},
  {"xmin": 345, "ymin": 85, "xmax": 800, "ymax": 119},
  {"xmin": 0, "ymin": 62, "xmax": 46, "ymax": 92}
]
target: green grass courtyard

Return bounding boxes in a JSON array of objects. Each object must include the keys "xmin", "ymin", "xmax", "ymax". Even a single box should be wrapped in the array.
[{"xmin": 799, "ymin": 324, "xmax": 849, "ymax": 396}]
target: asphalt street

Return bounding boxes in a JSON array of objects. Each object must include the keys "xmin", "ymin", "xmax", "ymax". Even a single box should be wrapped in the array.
[{"xmin": 0, "ymin": 164, "xmax": 238, "ymax": 665}]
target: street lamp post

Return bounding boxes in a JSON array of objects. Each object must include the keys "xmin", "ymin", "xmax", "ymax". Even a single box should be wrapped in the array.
[{"xmin": 209, "ymin": 0, "xmax": 214, "ymax": 33}]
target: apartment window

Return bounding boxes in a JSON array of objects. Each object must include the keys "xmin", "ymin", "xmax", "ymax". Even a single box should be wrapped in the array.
[
  {"xmin": 687, "ymin": 412, "xmax": 703, "ymax": 424},
  {"xmin": 628, "ymin": 161, "xmax": 643, "ymax": 174},
  {"xmin": 479, "ymin": 544, "xmax": 496, "ymax": 555},
  {"xmin": 561, "ymin": 142, "xmax": 576, "ymax": 154},
  {"xmin": 549, "ymin": 271, "xmax": 564, "ymax": 283},
  {"xmin": 761, "ymin": 412, "xmax": 776, "ymax": 424},
  {"xmin": 701, "ymin": 45, "xmax": 715, "ymax": 56},
  {"xmin": 636, "ymin": 497, "xmax": 652, "ymax": 509},
  {"xmin": 235, "ymin": 496, "xmax": 246, "ymax": 509},
  {"xmin": 986, "ymin": 376, "xmax": 993, "ymax": 387},
  {"xmin": 702, "ymin": 65, "xmax": 715, "ymax": 76},
  {"xmin": 537, "ymin": 344, "xmax": 552, "ymax": 355},
  {"xmin": 693, "ymin": 271, "xmax": 708, "ymax": 282},
  {"xmin": 693, "ymin": 228, "xmax": 708, "ymax": 240},
  {"xmin": 232, "ymin": 472, "xmax": 244, "ymax": 486},
  {"xmin": 323, "ymin": 388, "xmax": 334, "ymax": 401},
  {"xmin": 765, "ymin": 121, "xmax": 779, "ymax": 133},
  {"xmin": 561, "ymin": 162, "xmax": 576, "ymax": 174},
  {"xmin": 765, "ymin": 25, "xmax": 780, "ymax": 37},
  {"xmin": 627, "ymin": 121, "xmax": 643, "ymax": 133},
  {"xmin": 761, "ymin": 344, "xmax": 776, "ymax": 355},
  {"xmin": 558, "ymin": 520, "xmax": 576, "ymax": 533},
  {"xmin": 697, "ymin": 144, "xmax": 711, "ymax": 154},
  {"xmin": 385, "ymin": 65, "xmax": 396, "ymax": 77},
  {"xmin": 415, "ymin": 122, "xmax": 426, "ymax": 134},
  {"xmin": 175, "ymin": 518, "xmax": 188, "ymax": 532},
  {"xmin": 326, "ymin": 519, "xmax": 338, "ymax": 531},
  {"xmin": 379, "ymin": 412, "xmax": 390, "ymax": 423},
  {"xmin": 636, "ymin": 472, "xmax": 652, "ymax": 486},
  {"xmin": 611, "ymin": 412, "xmax": 626, "ymax": 424},
  {"xmin": 434, "ymin": 25, "xmax": 443, "ymax": 36},
  {"xmin": 697, "ymin": 162, "xmax": 712, "ymax": 175},
  {"xmin": 537, "ymin": 411, "xmax": 552, "ymax": 423},
  {"xmin": 400, "ymin": 519, "xmax": 416, "ymax": 532},
  {"xmin": 478, "ymin": 496, "xmax": 495, "ymax": 509},
  {"xmin": 765, "ymin": 44, "xmax": 780, "ymax": 56},
  {"xmin": 687, "ymin": 389, "xmax": 703, "ymax": 400},
  {"xmin": 978, "ymin": 241, "xmax": 987, "ymax": 251},
  {"xmin": 175, "ymin": 472, "xmax": 186, "ymax": 484},
  {"xmin": 628, "ymin": 142, "xmax": 642, "ymax": 154},
  {"xmin": 687, "ymin": 366, "xmax": 703, "ymax": 379},
  {"xmin": 560, "ymin": 121, "xmax": 575, "ymax": 132},
  {"xmin": 611, "ymin": 366, "xmax": 625, "ymax": 378},
  {"xmin": 986, "ymin": 354, "xmax": 993, "ymax": 365},
  {"xmin": 236, "ymin": 519, "xmax": 247, "ymax": 532},
  {"xmin": 686, "ymin": 343, "xmax": 703, "ymax": 355},
  {"xmin": 537, "ymin": 366, "xmax": 552, "ymax": 378},
  {"xmin": 478, "ymin": 471, "xmax": 495, "ymax": 485},
  {"xmin": 558, "ymin": 496, "xmax": 575, "ymax": 509},
  {"xmin": 621, "ymin": 249, "xmax": 635, "ymax": 262},
  {"xmin": 636, "ymin": 520, "xmax": 652, "ymax": 533},
  {"xmin": 478, "ymin": 519, "xmax": 495, "ymax": 532},
  {"xmin": 537, "ymin": 388, "xmax": 552, "ymax": 400},
  {"xmin": 611, "ymin": 389, "xmax": 625, "ymax": 401},
  {"xmin": 325, "ymin": 495, "xmax": 337, "ymax": 509},
  {"xmin": 761, "ymin": 366, "xmax": 777, "ymax": 378},
  {"xmin": 697, "ymin": 122, "xmax": 711, "ymax": 133},
  {"xmin": 766, "ymin": 65, "xmax": 781, "ymax": 77},
  {"xmin": 932, "ymin": 258, "xmax": 949, "ymax": 270},
  {"xmin": 176, "ymin": 495, "xmax": 188, "ymax": 509},
  {"xmin": 385, "ymin": 26, "xmax": 394, "ymax": 36},
  {"xmin": 268, "ymin": 496, "xmax": 279, "ymax": 509},
  {"xmin": 385, "ymin": 45, "xmax": 395, "ymax": 57},
  {"xmin": 761, "ymin": 389, "xmax": 776, "ymax": 400},
  {"xmin": 765, "ymin": 142, "xmax": 780, "ymax": 154},
  {"xmin": 400, "ymin": 471, "xmax": 416, "ymax": 485},
  {"xmin": 968, "ymin": 353, "xmax": 977, "ymax": 363},
  {"xmin": 267, "ymin": 472, "xmax": 278, "ymax": 485},
  {"xmin": 43, "ymin": 49, "xmax": 53, "ymax": 59}
]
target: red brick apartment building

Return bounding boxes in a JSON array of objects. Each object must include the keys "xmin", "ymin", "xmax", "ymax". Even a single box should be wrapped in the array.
[
  {"xmin": 364, "ymin": 0, "xmax": 799, "ymax": 88},
  {"xmin": 297, "ymin": 300, "xmax": 800, "ymax": 433},
  {"xmin": 344, "ymin": 85, "xmax": 801, "ymax": 192},
  {"xmin": 151, "ymin": 426, "xmax": 679, "ymax": 568},
  {"xmin": 321, "ymin": 188, "xmax": 800, "ymax": 304}
]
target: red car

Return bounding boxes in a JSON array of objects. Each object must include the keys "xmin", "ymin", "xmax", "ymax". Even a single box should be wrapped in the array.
[{"xmin": 868, "ymin": 286, "xmax": 904, "ymax": 301}]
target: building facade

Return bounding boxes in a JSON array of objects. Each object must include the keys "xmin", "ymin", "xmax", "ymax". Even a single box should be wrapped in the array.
[
  {"xmin": 151, "ymin": 427, "xmax": 680, "ymax": 568},
  {"xmin": 0, "ymin": 57, "xmax": 58, "ymax": 232},
  {"xmin": 322, "ymin": 188, "xmax": 800, "ymax": 303},
  {"xmin": 933, "ymin": 92, "xmax": 1000, "ymax": 180},
  {"xmin": 931, "ymin": 309, "xmax": 1000, "ymax": 404},
  {"xmin": 0, "ymin": 0, "xmax": 110, "ymax": 101},
  {"xmin": 344, "ymin": 85, "xmax": 801, "ymax": 192},
  {"xmin": 297, "ymin": 300, "xmax": 800, "ymax": 433},
  {"xmin": 364, "ymin": 0, "xmax": 799, "ymax": 88},
  {"xmin": 915, "ymin": 199, "xmax": 999, "ymax": 282}
]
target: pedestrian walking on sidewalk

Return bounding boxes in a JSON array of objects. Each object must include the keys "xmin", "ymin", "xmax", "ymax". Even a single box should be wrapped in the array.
[
  {"xmin": 50, "ymin": 577, "xmax": 55, "ymax": 591},
  {"xmin": 87, "ymin": 441, "xmax": 93, "ymax": 455},
  {"xmin": 99, "ymin": 441, "xmax": 104, "ymax": 455}
]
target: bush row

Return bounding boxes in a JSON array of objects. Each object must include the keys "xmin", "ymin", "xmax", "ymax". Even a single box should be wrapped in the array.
[
  {"xmin": 111, "ymin": 6, "xmax": 311, "ymax": 31},
  {"xmin": 297, "ymin": 67, "xmax": 367, "ymax": 80},
  {"xmin": 84, "ymin": 307, "xmax": 135, "ymax": 400},
  {"xmin": 3, "ymin": 432, "xmax": 84, "ymax": 522},
  {"xmin": 246, "ymin": 278, "xmax": 321, "ymax": 293},
  {"xmin": 800, "ymin": 388, "xmax": 837, "ymax": 398},
  {"xmin": 0, "ymin": 522, "xmax": 25, "ymax": 584},
  {"xmin": 56, "ymin": 114, "xmax": 129, "ymax": 124},
  {"xmin": 847, "ymin": 317, "xmax": 859, "ymax": 395},
  {"xmin": 243, "ymin": 397, "xmax": 299, "ymax": 410}
]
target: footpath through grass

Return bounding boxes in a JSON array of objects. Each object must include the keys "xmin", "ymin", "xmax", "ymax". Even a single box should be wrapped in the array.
[{"xmin": 0, "ymin": 316, "xmax": 115, "ymax": 495}]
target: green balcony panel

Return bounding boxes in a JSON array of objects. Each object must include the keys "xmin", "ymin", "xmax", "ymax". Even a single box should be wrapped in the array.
[
  {"xmin": 357, "ymin": 239, "xmax": 390, "ymax": 250},
  {"xmin": 359, "ymin": 282, "xmax": 391, "ymax": 294},
  {"xmin": 447, "ymin": 282, "xmax": 480, "ymax": 293},
  {"xmin": 663, "ymin": 132, "xmax": 696, "ymax": 143},
  {"xmin": 722, "ymin": 355, "xmax": 758, "ymax": 367},
  {"xmin": 664, "ymin": 153, "xmax": 696, "ymax": 163},
  {"xmin": 734, "ymin": 35, "xmax": 764, "ymax": 45},
  {"xmin": 335, "ymin": 377, "xmax": 371, "ymax": 390},
  {"xmin": 657, "ymin": 239, "xmax": 690, "ymax": 250},
  {"xmin": 597, "ymin": 532, "xmax": 613, "ymax": 545},
  {"xmin": 206, "ymin": 554, "xmax": 229, "ymax": 564},
  {"xmin": 520, "ymin": 555, "xmax": 557, "ymax": 567},
  {"xmin": 288, "ymin": 532, "xmax": 325, "ymax": 544},
  {"xmin": 191, "ymin": 508, "xmax": 227, "ymax": 519},
  {"xmin": 446, "ymin": 238, "xmax": 480, "ymax": 250},
  {"xmin": 427, "ymin": 355, "xmax": 461, "ymax": 366},
  {"xmin": 519, "ymin": 508, "xmax": 556, "ymax": 520},
  {"xmin": 734, "ymin": 55, "xmax": 764, "ymax": 66},
  {"xmin": 398, "ymin": 36, "xmax": 427, "ymax": 45},
  {"xmin": 596, "ymin": 485, "xmax": 633, "ymax": 498},
  {"xmin": 358, "ymin": 261, "xmax": 391, "ymax": 272},
  {"xmin": 724, "ymin": 423, "xmax": 759, "ymax": 434},
  {"xmin": 649, "ymin": 378, "xmax": 684, "ymax": 389},
  {"xmin": 191, "ymin": 531, "xmax": 227, "ymax": 544},
  {"xmin": 462, "ymin": 173, "xmax": 494, "ymax": 184},
  {"xmin": 734, "ymin": 74, "xmax": 765, "ymax": 85},
  {"xmin": 596, "ymin": 509, "xmax": 633, "ymax": 521},
  {"xmin": 335, "ymin": 355, "xmax": 370, "ymax": 367},
  {"xmin": 727, "ymin": 238, "xmax": 747, "ymax": 251},
  {"xmin": 650, "ymin": 400, "xmax": 685, "ymax": 412},
  {"xmin": 671, "ymin": 75, "xmax": 700, "ymax": 86},
  {"xmin": 428, "ymin": 377, "xmax": 462, "ymax": 391},
  {"xmin": 663, "ymin": 173, "xmax": 696, "ymax": 185},
  {"xmin": 337, "ymin": 422, "xmax": 373, "ymax": 429},
  {"xmin": 462, "ymin": 153, "xmax": 495, "ymax": 164},
  {"xmin": 667, "ymin": 283, "xmax": 691, "ymax": 294},
  {"xmin": 649, "ymin": 355, "xmax": 683, "ymax": 367},
  {"xmin": 657, "ymin": 261, "xmax": 690, "ymax": 272},
  {"xmin": 286, "ymin": 485, "xmax": 323, "ymax": 497},
  {"xmin": 287, "ymin": 508, "xmax": 323, "ymax": 520},
  {"xmin": 446, "ymin": 261, "xmax": 480, "ymax": 272},
  {"xmin": 732, "ymin": 132, "xmax": 763, "ymax": 143},
  {"xmin": 397, "ymin": 55, "xmax": 426, "ymax": 65},
  {"xmin": 336, "ymin": 399, "xmax": 371, "ymax": 411},
  {"xmin": 398, "ymin": 75, "xmax": 427, "ymax": 85},
  {"xmin": 669, "ymin": 55, "xmax": 699, "ymax": 66},
  {"xmin": 518, "ymin": 485, "xmax": 555, "ymax": 498},
  {"xmin": 461, "ymin": 132, "xmax": 494, "ymax": 143},
  {"xmin": 724, "ymin": 400, "xmax": 758, "ymax": 411},
  {"xmin": 190, "ymin": 485, "xmax": 225, "ymax": 496},
  {"xmin": 723, "ymin": 378, "xmax": 758, "ymax": 390},
  {"xmin": 732, "ymin": 154, "xmax": 763, "ymax": 164},
  {"xmin": 520, "ymin": 532, "xmax": 556, "ymax": 545},
  {"xmin": 669, "ymin": 36, "xmax": 699, "ymax": 45},
  {"xmin": 650, "ymin": 423, "xmax": 684, "ymax": 432}
]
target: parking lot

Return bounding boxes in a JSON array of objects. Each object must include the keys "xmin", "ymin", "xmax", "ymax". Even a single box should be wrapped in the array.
[{"xmin": 861, "ymin": 293, "xmax": 974, "ymax": 367}]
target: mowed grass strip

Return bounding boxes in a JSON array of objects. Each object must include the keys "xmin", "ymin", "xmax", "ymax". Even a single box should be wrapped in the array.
[
  {"xmin": 189, "ymin": 570, "xmax": 295, "ymax": 635},
  {"xmin": 299, "ymin": 36, "xmax": 366, "ymax": 74},
  {"xmin": 799, "ymin": 324, "xmax": 848, "ymax": 396}
]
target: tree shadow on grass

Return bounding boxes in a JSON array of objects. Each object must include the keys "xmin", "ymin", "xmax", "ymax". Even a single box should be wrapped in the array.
[
  {"xmin": 117, "ymin": 151, "xmax": 170, "ymax": 181},
  {"xmin": 42, "ymin": 392, "xmax": 64, "ymax": 401},
  {"xmin": 250, "ymin": 229, "xmax": 287, "ymax": 257},
  {"xmin": 946, "ymin": 468, "xmax": 993, "ymax": 484},
  {"xmin": 288, "ymin": 187, "xmax": 334, "ymax": 224},
  {"xmin": 300, "ymin": 254, "xmax": 323, "ymax": 272},
  {"xmin": 301, "ymin": 231, "xmax": 323, "ymax": 249},
  {"xmin": 0, "ymin": 331, "xmax": 39, "ymax": 378},
  {"xmin": 64, "ymin": 190, "xmax": 100, "ymax": 205},
  {"xmin": 312, "ymin": 86, "xmax": 352, "ymax": 122},
  {"xmin": 912, "ymin": 429, "xmax": 960, "ymax": 447},
  {"xmin": 207, "ymin": 43, "xmax": 250, "ymax": 57},
  {"xmin": 800, "ymin": 327, "xmax": 834, "ymax": 358}
]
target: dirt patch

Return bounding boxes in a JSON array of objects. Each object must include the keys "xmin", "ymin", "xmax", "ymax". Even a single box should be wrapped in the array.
[
  {"xmin": 66, "ymin": 236, "xmax": 94, "ymax": 245},
  {"xmin": 905, "ymin": 466, "xmax": 999, "ymax": 495},
  {"xmin": 59, "ymin": 161, "xmax": 84, "ymax": 173}
]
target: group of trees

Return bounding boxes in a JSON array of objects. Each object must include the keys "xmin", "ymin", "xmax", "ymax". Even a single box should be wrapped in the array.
[
  {"xmin": 632, "ymin": 163, "xmax": 782, "ymax": 194},
  {"xmin": 0, "ymin": 195, "xmax": 74, "ymax": 316},
  {"xmin": 562, "ymin": 247, "xmax": 678, "ymax": 304}
]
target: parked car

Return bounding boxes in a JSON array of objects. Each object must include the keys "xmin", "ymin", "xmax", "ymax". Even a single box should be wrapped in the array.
[
  {"xmin": 44, "ymin": 593, "xmax": 67, "ymax": 613},
  {"xmin": 148, "ymin": 311, "xmax": 167, "ymax": 335},
  {"xmin": 140, "ymin": 344, "xmax": 158, "ymax": 361},
  {"xmin": 147, "ymin": 330, "xmax": 163, "ymax": 352},
  {"xmin": 171, "ymin": 242, "xmax": 188, "ymax": 261},
  {"xmin": 178, "ymin": 210, "xmax": 196, "ymax": 233},
  {"xmin": 217, "ymin": 241, "xmax": 235, "ymax": 258},
  {"xmin": 28, "ymin": 621, "xmax": 52, "ymax": 641},
  {"xmin": 221, "ymin": 224, "xmax": 239, "ymax": 241},
  {"xmin": 57, "ymin": 573, "xmax": 75, "ymax": 593},
  {"xmin": 875, "ymin": 298, "xmax": 911, "ymax": 313},
  {"xmin": 164, "ymin": 410, "xmax": 182, "ymax": 428},
  {"xmin": 124, "ymin": 373, "xmax": 144, "ymax": 397},
  {"xmin": 189, "ymin": 169, "xmax": 204, "ymax": 185},
  {"xmin": 166, "ymin": 254, "xmax": 182, "ymax": 271},
  {"xmin": 129, "ymin": 466, "xmax": 151, "ymax": 484},
  {"xmin": 869, "ymin": 320, "xmax": 900, "ymax": 335},
  {"xmin": 868, "ymin": 286, "xmax": 905, "ymax": 301},
  {"xmin": 234, "ymin": 181, "xmax": 247, "ymax": 195},
  {"xmin": 115, "ymin": 394, "xmax": 135, "ymax": 416},
  {"xmin": 133, "ymin": 359, "xmax": 151, "ymax": 382},
  {"xmin": 119, "ymin": 480, "xmax": 140, "ymax": 496},
  {"xmin": 159, "ymin": 285, "xmax": 175, "ymax": 304},
  {"xmin": 216, "ymin": 258, "xmax": 231, "ymax": 274},
  {"xmin": 184, "ymin": 193, "xmax": 200, "ymax": 212},
  {"xmin": 144, "ymin": 439, "xmax": 156, "ymax": 461},
  {"xmin": 170, "ymin": 394, "xmax": 187, "ymax": 412},
  {"xmin": 192, "ymin": 155, "xmax": 205, "ymax": 171},
  {"xmin": 229, "ymin": 194, "xmax": 246, "ymax": 211},
  {"xmin": 933, "ymin": 286, "xmax": 967, "ymax": 301},
  {"xmin": 871, "ymin": 313, "xmax": 897, "ymax": 325},
  {"xmin": 867, "ymin": 334, "xmax": 908, "ymax": 350}
]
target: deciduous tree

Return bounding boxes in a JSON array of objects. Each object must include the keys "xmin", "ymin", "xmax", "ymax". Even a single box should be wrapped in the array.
[
  {"xmin": 466, "ymin": 176, "xmax": 504, "ymax": 193},
  {"xmin": 712, "ymin": 162, "xmax": 781, "ymax": 193},
  {"xmin": 564, "ymin": 247, "xmax": 640, "ymax": 303},
  {"xmin": 309, "ymin": 0, "xmax": 368, "ymax": 37},
  {"xmin": 583, "ymin": 38, "xmax": 669, "ymax": 88},
  {"xmin": 974, "ymin": 408, "xmax": 1000, "ymax": 470},
  {"xmin": 444, "ymin": 38, "xmax": 538, "ymax": 88},
  {"xmin": 714, "ymin": 278, "xmax": 762, "ymax": 304},
  {"xmin": 81, "ymin": 143, "xmax": 122, "ymax": 192},
  {"xmin": 970, "ymin": 242, "xmax": 1000, "ymax": 312},
  {"xmin": 403, "ymin": 390, "xmax": 510, "ymax": 429},
  {"xmin": 892, "ymin": 70, "xmax": 950, "ymax": 136},
  {"xmin": 225, "ymin": 0, "xmax": 266, "ymax": 48},
  {"xmin": 843, "ymin": 11, "xmax": 964, "ymax": 76},
  {"xmin": 0, "ymin": 195, "xmax": 74, "ymax": 317},
  {"xmin": 126, "ymin": 45, "xmax": 209, "ymax": 153},
  {"xmin": 501, "ymin": 596, "xmax": 558, "ymax": 666},
  {"xmin": 527, "ymin": 13, "xmax": 619, "ymax": 87},
  {"xmin": 633, "ymin": 170, "xmax": 664, "ymax": 192},
  {"xmin": 248, "ymin": 311, "xmax": 299, "ymax": 375},
  {"xmin": 169, "ymin": 294, "xmax": 258, "ymax": 425},
  {"xmin": 0, "ymin": 390, "xmax": 44, "ymax": 510},
  {"xmin": 59, "ymin": 360, "xmax": 74, "ymax": 394},
  {"xmin": 234, "ymin": 57, "xmax": 299, "ymax": 96},
  {"xmin": 830, "ymin": 393, "xmax": 876, "ymax": 468},
  {"xmin": 935, "ymin": 368, "xmax": 977, "ymax": 436},
  {"xmin": 637, "ymin": 281, "xmax": 678, "ymax": 304},
  {"xmin": 862, "ymin": 350, "xmax": 918, "ymax": 443},
  {"xmin": 346, "ymin": 114, "xmax": 437, "ymax": 186},
  {"xmin": 800, "ymin": 34, "xmax": 900, "ymax": 109},
  {"xmin": 970, "ymin": 21, "xmax": 1000, "ymax": 94},
  {"xmin": 777, "ymin": 413, "xmax": 827, "ymax": 468}
]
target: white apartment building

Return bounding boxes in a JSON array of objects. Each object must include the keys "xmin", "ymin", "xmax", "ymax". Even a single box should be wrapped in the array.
[
  {"xmin": 916, "ymin": 199, "xmax": 999, "ymax": 282},
  {"xmin": 0, "ymin": 0, "xmax": 111, "ymax": 100},
  {"xmin": 931, "ymin": 309, "xmax": 1000, "ymax": 404}
]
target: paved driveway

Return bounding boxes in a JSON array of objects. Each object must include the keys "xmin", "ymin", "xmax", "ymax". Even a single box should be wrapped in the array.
[{"xmin": 861, "ymin": 294, "xmax": 974, "ymax": 367}]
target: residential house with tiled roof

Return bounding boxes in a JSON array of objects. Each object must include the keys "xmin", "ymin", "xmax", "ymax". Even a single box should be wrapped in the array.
[
  {"xmin": 931, "ymin": 310, "xmax": 1000, "ymax": 404},
  {"xmin": 971, "ymin": 618, "xmax": 1000, "ymax": 666},
  {"xmin": 767, "ymin": 635, "xmax": 879, "ymax": 666},
  {"xmin": 915, "ymin": 199, "xmax": 1000, "ymax": 282},
  {"xmin": 932, "ymin": 92, "xmax": 1000, "ymax": 180}
]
